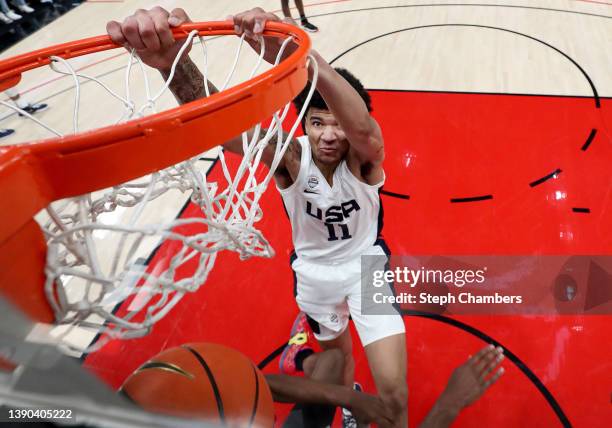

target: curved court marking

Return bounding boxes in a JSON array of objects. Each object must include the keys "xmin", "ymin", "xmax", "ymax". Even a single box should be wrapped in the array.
[
  {"xmin": 257, "ymin": 310, "xmax": 572, "ymax": 427},
  {"xmin": 530, "ymin": 169, "xmax": 564, "ymax": 188},
  {"xmin": 307, "ymin": 3, "xmax": 612, "ymax": 21},
  {"xmin": 401, "ymin": 311, "xmax": 572, "ymax": 427},
  {"xmin": 9, "ymin": 2, "xmax": 611, "ymax": 107},
  {"xmin": 450, "ymin": 194, "xmax": 494, "ymax": 203},
  {"xmin": 581, "ymin": 129, "xmax": 598, "ymax": 151},
  {"xmin": 328, "ymin": 24, "xmax": 601, "ymax": 107}
]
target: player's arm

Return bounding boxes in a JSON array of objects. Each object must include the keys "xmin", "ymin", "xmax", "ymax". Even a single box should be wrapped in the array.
[
  {"xmin": 419, "ymin": 345, "xmax": 505, "ymax": 428},
  {"xmin": 265, "ymin": 374, "xmax": 393, "ymax": 426},
  {"xmin": 309, "ymin": 51, "xmax": 384, "ymax": 164},
  {"xmin": 233, "ymin": 8, "xmax": 383, "ymax": 165},
  {"xmin": 106, "ymin": 7, "xmax": 297, "ymax": 172}
]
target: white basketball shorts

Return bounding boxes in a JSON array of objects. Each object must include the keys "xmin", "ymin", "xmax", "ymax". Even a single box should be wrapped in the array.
[{"xmin": 290, "ymin": 242, "xmax": 405, "ymax": 347}]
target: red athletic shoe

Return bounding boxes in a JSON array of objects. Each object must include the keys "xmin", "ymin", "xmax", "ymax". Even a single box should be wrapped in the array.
[{"xmin": 279, "ymin": 312, "xmax": 315, "ymax": 374}]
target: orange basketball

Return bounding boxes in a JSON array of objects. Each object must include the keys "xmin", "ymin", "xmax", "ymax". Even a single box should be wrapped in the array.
[{"xmin": 121, "ymin": 343, "xmax": 274, "ymax": 427}]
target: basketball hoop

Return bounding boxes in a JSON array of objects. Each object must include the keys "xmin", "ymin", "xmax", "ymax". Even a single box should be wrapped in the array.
[{"xmin": 0, "ymin": 21, "xmax": 315, "ymax": 352}]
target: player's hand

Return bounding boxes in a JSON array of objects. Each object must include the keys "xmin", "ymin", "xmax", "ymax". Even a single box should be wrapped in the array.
[
  {"xmin": 347, "ymin": 390, "xmax": 394, "ymax": 427},
  {"xmin": 106, "ymin": 7, "xmax": 192, "ymax": 72},
  {"xmin": 439, "ymin": 345, "xmax": 505, "ymax": 412},
  {"xmin": 229, "ymin": 7, "xmax": 298, "ymax": 65}
]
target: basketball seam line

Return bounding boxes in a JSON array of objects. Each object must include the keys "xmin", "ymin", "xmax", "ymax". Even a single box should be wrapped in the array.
[
  {"xmin": 248, "ymin": 364, "xmax": 260, "ymax": 427},
  {"xmin": 182, "ymin": 345, "xmax": 226, "ymax": 424}
]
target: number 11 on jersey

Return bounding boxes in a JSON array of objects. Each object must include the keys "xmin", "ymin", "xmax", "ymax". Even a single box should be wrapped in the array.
[{"xmin": 325, "ymin": 223, "xmax": 352, "ymax": 241}]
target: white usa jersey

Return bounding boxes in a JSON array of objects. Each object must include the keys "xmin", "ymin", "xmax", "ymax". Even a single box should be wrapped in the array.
[{"xmin": 277, "ymin": 136, "xmax": 384, "ymax": 263}]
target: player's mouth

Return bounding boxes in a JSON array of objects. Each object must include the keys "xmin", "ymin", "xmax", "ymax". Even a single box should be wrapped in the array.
[{"xmin": 319, "ymin": 147, "xmax": 336, "ymax": 155}]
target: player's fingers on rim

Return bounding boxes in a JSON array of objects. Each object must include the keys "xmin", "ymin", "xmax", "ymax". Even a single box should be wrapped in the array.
[
  {"xmin": 232, "ymin": 11, "xmax": 246, "ymax": 35},
  {"xmin": 106, "ymin": 20, "xmax": 127, "ymax": 46},
  {"xmin": 149, "ymin": 7, "xmax": 174, "ymax": 49},
  {"xmin": 246, "ymin": 8, "xmax": 268, "ymax": 35},
  {"xmin": 169, "ymin": 7, "xmax": 191, "ymax": 27},
  {"xmin": 241, "ymin": 12, "xmax": 257, "ymax": 38},
  {"xmin": 135, "ymin": 9, "xmax": 161, "ymax": 51},
  {"xmin": 121, "ymin": 15, "xmax": 146, "ymax": 50},
  {"xmin": 483, "ymin": 366, "xmax": 505, "ymax": 389},
  {"xmin": 253, "ymin": 16, "xmax": 266, "ymax": 35},
  {"xmin": 256, "ymin": 11, "xmax": 282, "ymax": 34}
]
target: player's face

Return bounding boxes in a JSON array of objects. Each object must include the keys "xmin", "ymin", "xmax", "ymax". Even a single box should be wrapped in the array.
[{"xmin": 304, "ymin": 108, "xmax": 349, "ymax": 165}]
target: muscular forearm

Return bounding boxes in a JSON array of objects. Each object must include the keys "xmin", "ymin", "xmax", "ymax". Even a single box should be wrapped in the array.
[
  {"xmin": 265, "ymin": 374, "xmax": 352, "ymax": 407},
  {"xmin": 419, "ymin": 394, "xmax": 461, "ymax": 428},
  {"xmin": 160, "ymin": 57, "xmax": 218, "ymax": 105},
  {"xmin": 159, "ymin": 57, "xmax": 249, "ymax": 153}
]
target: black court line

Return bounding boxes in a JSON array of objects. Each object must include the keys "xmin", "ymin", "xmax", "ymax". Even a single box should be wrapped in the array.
[
  {"xmin": 581, "ymin": 129, "xmax": 597, "ymax": 151},
  {"xmin": 450, "ymin": 194, "xmax": 493, "ymax": 203},
  {"xmin": 328, "ymin": 23, "xmax": 600, "ymax": 108},
  {"xmin": 257, "ymin": 342, "xmax": 287, "ymax": 370},
  {"xmin": 258, "ymin": 310, "xmax": 572, "ymax": 427},
  {"xmin": 308, "ymin": 3, "xmax": 612, "ymax": 22},
  {"xmin": 572, "ymin": 207, "xmax": 591, "ymax": 213},
  {"xmin": 380, "ymin": 189, "xmax": 410, "ymax": 200},
  {"xmin": 529, "ymin": 168, "xmax": 562, "ymax": 188}
]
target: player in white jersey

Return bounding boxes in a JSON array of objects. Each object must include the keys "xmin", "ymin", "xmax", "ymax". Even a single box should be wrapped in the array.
[{"xmin": 107, "ymin": 6, "xmax": 407, "ymax": 427}]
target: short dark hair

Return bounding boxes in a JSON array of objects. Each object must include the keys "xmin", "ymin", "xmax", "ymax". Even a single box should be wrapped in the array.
[{"xmin": 292, "ymin": 68, "xmax": 372, "ymax": 132}]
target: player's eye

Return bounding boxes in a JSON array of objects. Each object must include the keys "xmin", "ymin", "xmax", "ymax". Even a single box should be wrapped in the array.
[{"xmin": 311, "ymin": 121, "xmax": 322, "ymax": 127}]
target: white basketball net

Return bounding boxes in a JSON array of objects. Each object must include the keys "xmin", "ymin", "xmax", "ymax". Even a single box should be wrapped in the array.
[{"xmin": 3, "ymin": 30, "xmax": 316, "ymax": 352}]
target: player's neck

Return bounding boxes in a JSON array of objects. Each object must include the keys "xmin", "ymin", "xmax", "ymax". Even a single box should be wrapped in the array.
[{"xmin": 313, "ymin": 158, "xmax": 340, "ymax": 187}]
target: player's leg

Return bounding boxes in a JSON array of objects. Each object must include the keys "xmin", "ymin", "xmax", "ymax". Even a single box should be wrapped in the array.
[
  {"xmin": 317, "ymin": 326, "xmax": 354, "ymax": 388},
  {"xmin": 281, "ymin": 313, "xmax": 344, "ymax": 428},
  {"xmin": 4, "ymin": 88, "xmax": 48, "ymax": 115},
  {"xmin": 347, "ymin": 312, "xmax": 407, "ymax": 427},
  {"xmin": 294, "ymin": 0, "xmax": 318, "ymax": 32},
  {"xmin": 347, "ymin": 273, "xmax": 407, "ymax": 426},
  {"xmin": 316, "ymin": 325, "xmax": 366, "ymax": 428},
  {"xmin": 289, "ymin": 310, "xmax": 359, "ymax": 426},
  {"xmin": 364, "ymin": 333, "xmax": 408, "ymax": 427},
  {"xmin": 346, "ymin": 241, "xmax": 408, "ymax": 426},
  {"xmin": 282, "ymin": 351, "xmax": 342, "ymax": 428},
  {"xmin": 291, "ymin": 255, "xmax": 353, "ymax": 386},
  {"xmin": 280, "ymin": 0, "xmax": 291, "ymax": 19},
  {"xmin": 282, "ymin": 310, "xmax": 354, "ymax": 388},
  {"xmin": 291, "ymin": 256, "xmax": 355, "ymax": 424}
]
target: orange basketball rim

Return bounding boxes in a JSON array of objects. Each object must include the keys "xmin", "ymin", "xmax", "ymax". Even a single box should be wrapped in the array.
[{"xmin": 0, "ymin": 21, "xmax": 311, "ymax": 323}]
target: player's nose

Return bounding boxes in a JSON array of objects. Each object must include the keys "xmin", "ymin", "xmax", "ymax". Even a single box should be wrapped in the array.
[{"xmin": 320, "ymin": 126, "xmax": 336, "ymax": 142}]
